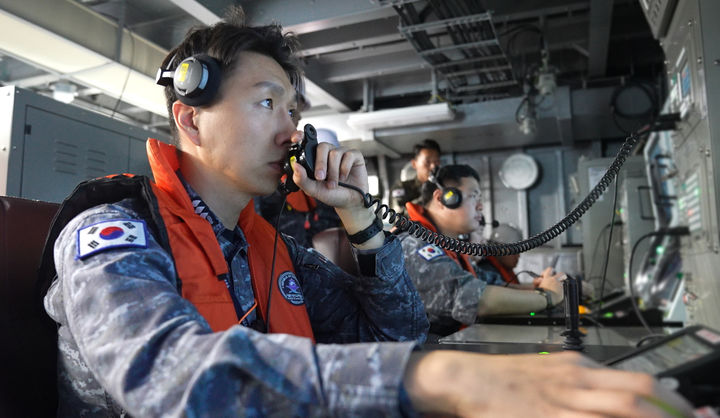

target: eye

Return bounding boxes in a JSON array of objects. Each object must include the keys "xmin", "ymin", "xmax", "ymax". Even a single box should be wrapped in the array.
[
  {"xmin": 260, "ymin": 98, "xmax": 274, "ymax": 109},
  {"xmin": 289, "ymin": 109, "xmax": 299, "ymax": 126}
]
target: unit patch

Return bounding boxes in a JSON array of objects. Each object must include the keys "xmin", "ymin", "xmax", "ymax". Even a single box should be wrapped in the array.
[
  {"xmin": 76, "ymin": 219, "xmax": 148, "ymax": 259},
  {"xmin": 278, "ymin": 271, "xmax": 305, "ymax": 306},
  {"xmin": 417, "ymin": 244, "xmax": 444, "ymax": 261}
]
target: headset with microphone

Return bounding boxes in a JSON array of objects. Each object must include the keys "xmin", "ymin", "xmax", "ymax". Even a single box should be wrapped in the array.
[
  {"xmin": 155, "ymin": 53, "xmax": 222, "ymax": 107},
  {"xmin": 427, "ymin": 167, "xmax": 463, "ymax": 209}
]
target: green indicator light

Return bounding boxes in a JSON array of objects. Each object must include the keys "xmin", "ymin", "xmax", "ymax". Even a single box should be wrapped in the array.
[
  {"xmin": 603, "ymin": 312, "xmax": 614, "ymax": 318},
  {"xmin": 677, "ymin": 272, "xmax": 684, "ymax": 279},
  {"xmin": 623, "ymin": 273, "xmax": 628, "ymax": 279},
  {"xmin": 538, "ymin": 351, "xmax": 550, "ymax": 355},
  {"xmin": 656, "ymin": 246, "xmax": 665, "ymax": 255},
  {"xmin": 530, "ymin": 312, "xmax": 536, "ymax": 316},
  {"xmin": 619, "ymin": 208, "xmax": 624, "ymax": 214},
  {"xmin": 695, "ymin": 187, "xmax": 701, "ymax": 196}
]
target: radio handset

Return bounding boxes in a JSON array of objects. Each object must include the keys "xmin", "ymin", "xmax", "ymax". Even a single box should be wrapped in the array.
[{"xmin": 278, "ymin": 124, "xmax": 318, "ymax": 195}]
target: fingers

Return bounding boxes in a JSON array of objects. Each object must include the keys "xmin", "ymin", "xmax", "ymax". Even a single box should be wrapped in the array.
[
  {"xmin": 541, "ymin": 266, "xmax": 554, "ymax": 278},
  {"xmin": 313, "ymin": 142, "xmax": 331, "ymax": 181},
  {"xmin": 339, "ymin": 150, "xmax": 363, "ymax": 182},
  {"xmin": 313, "ymin": 143, "xmax": 364, "ymax": 188},
  {"xmin": 290, "ymin": 158, "xmax": 312, "ymax": 192},
  {"xmin": 547, "ymin": 387, "xmax": 691, "ymax": 418},
  {"xmin": 530, "ymin": 355, "xmax": 691, "ymax": 417},
  {"xmin": 562, "ymin": 368, "xmax": 693, "ymax": 417},
  {"xmin": 325, "ymin": 147, "xmax": 343, "ymax": 188}
]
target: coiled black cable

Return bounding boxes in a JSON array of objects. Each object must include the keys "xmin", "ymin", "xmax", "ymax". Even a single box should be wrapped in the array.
[{"xmin": 339, "ymin": 126, "xmax": 648, "ymax": 257}]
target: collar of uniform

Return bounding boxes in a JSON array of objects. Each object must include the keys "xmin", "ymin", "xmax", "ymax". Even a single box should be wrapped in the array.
[
  {"xmin": 177, "ymin": 171, "xmax": 249, "ymax": 255},
  {"xmin": 405, "ymin": 202, "xmax": 438, "ymax": 232}
]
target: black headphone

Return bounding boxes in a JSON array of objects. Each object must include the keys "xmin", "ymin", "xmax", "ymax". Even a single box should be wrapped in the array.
[
  {"xmin": 428, "ymin": 168, "xmax": 463, "ymax": 209},
  {"xmin": 155, "ymin": 53, "xmax": 222, "ymax": 107}
]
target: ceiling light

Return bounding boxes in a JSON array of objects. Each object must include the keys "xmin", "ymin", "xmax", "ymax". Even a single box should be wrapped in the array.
[
  {"xmin": 346, "ymin": 102, "xmax": 455, "ymax": 131},
  {"xmin": 51, "ymin": 82, "xmax": 77, "ymax": 104}
]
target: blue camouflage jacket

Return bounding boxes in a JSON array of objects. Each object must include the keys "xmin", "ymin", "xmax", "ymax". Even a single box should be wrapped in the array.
[{"xmin": 44, "ymin": 192, "xmax": 428, "ymax": 417}]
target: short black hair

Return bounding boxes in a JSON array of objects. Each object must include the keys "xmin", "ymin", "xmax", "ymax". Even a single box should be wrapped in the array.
[
  {"xmin": 412, "ymin": 139, "xmax": 441, "ymax": 158},
  {"xmin": 421, "ymin": 164, "xmax": 480, "ymax": 206},
  {"xmin": 160, "ymin": 6, "xmax": 302, "ymax": 141}
]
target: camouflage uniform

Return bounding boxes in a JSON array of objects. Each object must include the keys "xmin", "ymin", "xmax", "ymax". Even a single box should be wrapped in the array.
[
  {"xmin": 44, "ymin": 179, "xmax": 428, "ymax": 417},
  {"xmin": 398, "ymin": 232, "xmax": 499, "ymax": 336},
  {"xmin": 473, "ymin": 259, "xmax": 507, "ymax": 286}
]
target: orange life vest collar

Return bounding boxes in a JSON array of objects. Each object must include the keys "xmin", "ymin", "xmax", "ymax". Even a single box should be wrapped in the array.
[
  {"xmin": 285, "ymin": 190, "xmax": 317, "ymax": 213},
  {"xmin": 146, "ymin": 139, "xmax": 227, "ymax": 277},
  {"xmin": 146, "ymin": 139, "xmax": 315, "ymax": 340},
  {"xmin": 405, "ymin": 202, "xmax": 477, "ymax": 278}
]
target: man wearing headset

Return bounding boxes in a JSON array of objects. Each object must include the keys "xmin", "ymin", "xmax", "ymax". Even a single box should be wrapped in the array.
[
  {"xmin": 398, "ymin": 165, "xmax": 567, "ymax": 338},
  {"xmin": 41, "ymin": 7, "xmax": 692, "ymax": 417}
]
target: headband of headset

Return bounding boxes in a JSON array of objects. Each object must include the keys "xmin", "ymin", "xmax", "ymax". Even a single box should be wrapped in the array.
[
  {"xmin": 155, "ymin": 53, "xmax": 222, "ymax": 107},
  {"xmin": 428, "ymin": 168, "xmax": 463, "ymax": 209}
]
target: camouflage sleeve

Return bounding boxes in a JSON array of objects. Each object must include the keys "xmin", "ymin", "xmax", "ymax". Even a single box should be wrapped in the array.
[
  {"xmin": 45, "ymin": 203, "xmax": 418, "ymax": 416},
  {"xmin": 473, "ymin": 262, "xmax": 506, "ymax": 286},
  {"xmin": 283, "ymin": 233, "xmax": 429, "ymax": 344},
  {"xmin": 399, "ymin": 233, "xmax": 487, "ymax": 325}
]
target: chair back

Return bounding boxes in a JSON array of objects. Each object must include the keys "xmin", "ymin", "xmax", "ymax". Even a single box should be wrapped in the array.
[{"xmin": 0, "ymin": 196, "xmax": 60, "ymax": 417}]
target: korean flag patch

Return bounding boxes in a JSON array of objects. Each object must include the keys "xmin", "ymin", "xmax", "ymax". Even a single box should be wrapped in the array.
[
  {"xmin": 418, "ymin": 243, "xmax": 444, "ymax": 261},
  {"xmin": 76, "ymin": 219, "xmax": 148, "ymax": 259}
]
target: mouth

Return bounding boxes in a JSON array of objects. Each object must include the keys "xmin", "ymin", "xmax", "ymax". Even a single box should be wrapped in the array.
[{"xmin": 269, "ymin": 159, "xmax": 285, "ymax": 174}]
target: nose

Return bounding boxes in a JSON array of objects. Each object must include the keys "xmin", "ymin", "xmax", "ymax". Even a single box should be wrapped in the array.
[{"xmin": 276, "ymin": 109, "xmax": 298, "ymax": 146}]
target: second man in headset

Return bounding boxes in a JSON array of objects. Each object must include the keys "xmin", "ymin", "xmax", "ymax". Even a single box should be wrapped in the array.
[{"xmin": 398, "ymin": 165, "xmax": 565, "ymax": 338}]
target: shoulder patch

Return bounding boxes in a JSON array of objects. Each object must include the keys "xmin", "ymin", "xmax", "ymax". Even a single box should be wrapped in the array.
[
  {"xmin": 278, "ymin": 271, "xmax": 305, "ymax": 306},
  {"xmin": 76, "ymin": 219, "xmax": 148, "ymax": 259},
  {"xmin": 417, "ymin": 243, "xmax": 444, "ymax": 261}
]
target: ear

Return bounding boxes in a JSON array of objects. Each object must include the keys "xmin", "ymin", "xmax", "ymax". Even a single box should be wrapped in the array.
[
  {"xmin": 410, "ymin": 157, "xmax": 419, "ymax": 171},
  {"xmin": 431, "ymin": 188, "xmax": 444, "ymax": 206},
  {"xmin": 172, "ymin": 101, "xmax": 201, "ymax": 146}
]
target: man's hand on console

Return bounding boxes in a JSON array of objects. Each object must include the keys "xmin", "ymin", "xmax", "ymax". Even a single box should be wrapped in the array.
[{"xmin": 403, "ymin": 350, "xmax": 693, "ymax": 417}]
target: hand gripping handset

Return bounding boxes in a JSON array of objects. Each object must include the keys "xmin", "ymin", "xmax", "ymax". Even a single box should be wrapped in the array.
[{"xmin": 278, "ymin": 124, "xmax": 318, "ymax": 195}]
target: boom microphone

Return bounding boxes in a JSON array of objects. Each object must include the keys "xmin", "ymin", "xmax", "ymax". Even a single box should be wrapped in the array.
[{"xmin": 479, "ymin": 217, "xmax": 500, "ymax": 228}]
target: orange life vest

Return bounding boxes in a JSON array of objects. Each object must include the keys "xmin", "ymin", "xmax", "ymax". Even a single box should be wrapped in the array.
[
  {"xmin": 405, "ymin": 202, "xmax": 477, "ymax": 278},
  {"xmin": 285, "ymin": 190, "xmax": 317, "ymax": 212},
  {"xmin": 146, "ymin": 139, "xmax": 315, "ymax": 340}
]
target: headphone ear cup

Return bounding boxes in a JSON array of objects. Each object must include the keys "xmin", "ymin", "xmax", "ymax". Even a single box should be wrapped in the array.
[
  {"xmin": 440, "ymin": 187, "xmax": 462, "ymax": 209},
  {"xmin": 172, "ymin": 54, "xmax": 221, "ymax": 107}
]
